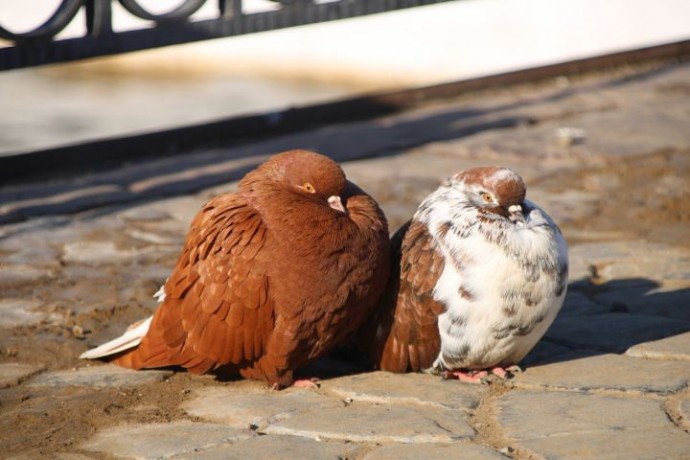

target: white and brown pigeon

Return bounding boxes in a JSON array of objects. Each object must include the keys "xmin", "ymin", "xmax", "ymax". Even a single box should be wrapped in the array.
[
  {"xmin": 81, "ymin": 150, "xmax": 390, "ymax": 389},
  {"xmin": 369, "ymin": 166, "xmax": 567, "ymax": 383}
]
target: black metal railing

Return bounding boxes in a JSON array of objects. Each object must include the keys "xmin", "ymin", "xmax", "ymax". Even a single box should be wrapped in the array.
[{"xmin": 0, "ymin": 0, "xmax": 457, "ymax": 70}]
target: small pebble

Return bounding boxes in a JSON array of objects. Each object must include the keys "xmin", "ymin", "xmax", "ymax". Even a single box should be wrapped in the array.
[{"xmin": 72, "ymin": 325, "xmax": 86, "ymax": 339}]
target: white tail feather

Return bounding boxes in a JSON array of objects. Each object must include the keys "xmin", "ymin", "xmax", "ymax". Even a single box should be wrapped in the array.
[
  {"xmin": 153, "ymin": 283, "xmax": 166, "ymax": 303},
  {"xmin": 80, "ymin": 316, "xmax": 153, "ymax": 360}
]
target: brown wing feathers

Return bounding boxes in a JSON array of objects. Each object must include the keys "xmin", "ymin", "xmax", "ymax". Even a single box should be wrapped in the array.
[
  {"xmin": 113, "ymin": 194, "xmax": 273, "ymax": 375},
  {"xmin": 374, "ymin": 220, "xmax": 446, "ymax": 373}
]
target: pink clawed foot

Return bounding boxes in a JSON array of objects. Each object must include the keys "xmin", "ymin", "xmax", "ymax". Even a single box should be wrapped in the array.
[
  {"xmin": 443, "ymin": 365, "xmax": 522, "ymax": 384},
  {"xmin": 442, "ymin": 369, "xmax": 489, "ymax": 384},
  {"xmin": 490, "ymin": 367, "xmax": 509, "ymax": 379},
  {"xmin": 491, "ymin": 365, "xmax": 523, "ymax": 379},
  {"xmin": 271, "ymin": 377, "xmax": 320, "ymax": 391},
  {"xmin": 292, "ymin": 378, "xmax": 320, "ymax": 389}
]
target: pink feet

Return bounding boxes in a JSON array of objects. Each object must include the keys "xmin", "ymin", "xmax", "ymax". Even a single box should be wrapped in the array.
[
  {"xmin": 271, "ymin": 377, "xmax": 320, "ymax": 391},
  {"xmin": 442, "ymin": 369, "xmax": 488, "ymax": 384},
  {"xmin": 442, "ymin": 365, "xmax": 522, "ymax": 384},
  {"xmin": 292, "ymin": 378, "xmax": 321, "ymax": 389}
]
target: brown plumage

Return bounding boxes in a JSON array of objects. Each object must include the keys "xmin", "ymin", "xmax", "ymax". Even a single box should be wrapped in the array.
[
  {"xmin": 369, "ymin": 220, "xmax": 445, "ymax": 373},
  {"xmin": 82, "ymin": 150, "xmax": 390, "ymax": 388}
]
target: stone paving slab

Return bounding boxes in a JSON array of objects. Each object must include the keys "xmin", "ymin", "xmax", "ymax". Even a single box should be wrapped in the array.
[
  {"xmin": 0, "ymin": 265, "xmax": 56, "ymax": 290},
  {"xmin": 519, "ymin": 339, "xmax": 576, "ymax": 367},
  {"xmin": 557, "ymin": 291, "xmax": 609, "ymax": 317},
  {"xmin": 27, "ymin": 364, "xmax": 173, "ymax": 389},
  {"xmin": 81, "ymin": 420, "xmax": 251, "ymax": 459},
  {"xmin": 326, "ymin": 371, "xmax": 483, "ymax": 410},
  {"xmin": 545, "ymin": 311, "xmax": 690, "ymax": 353},
  {"xmin": 626, "ymin": 331, "xmax": 690, "ymax": 361},
  {"xmin": 57, "ymin": 454, "xmax": 97, "ymax": 460},
  {"xmin": 184, "ymin": 382, "xmax": 476, "ymax": 444},
  {"xmin": 595, "ymin": 286, "xmax": 690, "ymax": 322},
  {"xmin": 0, "ymin": 234, "xmax": 63, "ymax": 268},
  {"xmin": 363, "ymin": 442, "xmax": 508, "ymax": 460},
  {"xmin": 514, "ymin": 353, "xmax": 690, "ymax": 394},
  {"xmin": 568, "ymin": 242, "xmax": 690, "ymax": 286},
  {"xmin": 0, "ymin": 299, "xmax": 48, "ymax": 328},
  {"xmin": 498, "ymin": 391, "xmax": 690, "ymax": 459},
  {"xmin": 0, "ymin": 363, "xmax": 44, "ymax": 389},
  {"xmin": 62, "ymin": 241, "xmax": 151, "ymax": 264},
  {"xmin": 263, "ymin": 402, "xmax": 475, "ymax": 443},
  {"xmin": 183, "ymin": 387, "xmax": 344, "ymax": 429},
  {"xmin": 172, "ymin": 434, "xmax": 356, "ymax": 460}
]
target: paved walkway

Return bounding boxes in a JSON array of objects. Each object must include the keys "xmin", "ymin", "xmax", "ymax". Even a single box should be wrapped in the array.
[{"xmin": 1, "ymin": 62, "xmax": 689, "ymax": 459}]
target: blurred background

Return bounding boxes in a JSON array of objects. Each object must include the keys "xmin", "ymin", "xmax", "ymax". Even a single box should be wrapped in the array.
[{"xmin": 1, "ymin": 0, "xmax": 689, "ymax": 156}]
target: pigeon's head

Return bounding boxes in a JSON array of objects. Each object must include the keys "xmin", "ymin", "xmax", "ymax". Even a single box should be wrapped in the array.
[
  {"xmin": 449, "ymin": 167, "xmax": 527, "ymax": 220},
  {"xmin": 250, "ymin": 150, "xmax": 348, "ymax": 213}
]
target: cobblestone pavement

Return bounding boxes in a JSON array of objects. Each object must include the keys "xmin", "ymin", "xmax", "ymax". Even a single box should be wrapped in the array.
[{"xmin": 1, "ymin": 62, "xmax": 690, "ymax": 459}]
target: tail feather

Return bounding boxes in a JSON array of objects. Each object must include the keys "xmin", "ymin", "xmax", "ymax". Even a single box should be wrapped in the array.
[{"xmin": 80, "ymin": 316, "xmax": 152, "ymax": 360}]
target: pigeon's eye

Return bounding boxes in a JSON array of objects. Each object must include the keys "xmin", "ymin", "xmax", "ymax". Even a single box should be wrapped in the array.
[
  {"xmin": 302, "ymin": 182, "xmax": 316, "ymax": 193},
  {"xmin": 481, "ymin": 192, "xmax": 493, "ymax": 203}
]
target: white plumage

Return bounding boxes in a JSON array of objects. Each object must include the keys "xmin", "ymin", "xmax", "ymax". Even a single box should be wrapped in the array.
[{"xmin": 373, "ymin": 166, "xmax": 568, "ymax": 382}]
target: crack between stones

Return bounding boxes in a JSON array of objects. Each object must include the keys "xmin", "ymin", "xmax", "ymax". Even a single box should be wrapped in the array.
[
  {"xmin": 511, "ymin": 382, "xmax": 669, "ymax": 400},
  {"xmin": 662, "ymin": 385, "xmax": 690, "ymax": 435},
  {"xmin": 465, "ymin": 383, "xmax": 541, "ymax": 460}
]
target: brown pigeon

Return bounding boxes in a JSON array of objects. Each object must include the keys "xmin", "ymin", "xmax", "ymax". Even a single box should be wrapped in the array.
[
  {"xmin": 369, "ymin": 167, "xmax": 567, "ymax": 383},
  {"xmin": 81, "ymin": 150, "xmax": 390, "ymax": 388}
]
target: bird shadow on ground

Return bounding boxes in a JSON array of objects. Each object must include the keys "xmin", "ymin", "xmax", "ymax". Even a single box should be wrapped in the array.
[
  {"xmin": 97, "ymin": 276, "xmax": 690, "ymax": 385},
  {"xmin": 204, "ymin": 355, "xmax": 372, "ymax": 384},
  {"xmin": 522, "ymin": 277, "xmax": 690, "ymax": 368},
  {"xmin": 216, "ymin": 275, "xmax": 690, "ymax": 384}
]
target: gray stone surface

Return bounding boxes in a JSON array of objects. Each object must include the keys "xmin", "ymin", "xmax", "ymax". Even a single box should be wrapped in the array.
[
  {"xmin": 568, "ymin": 242, "xmax": 690, "ymax": 285},
  {"xmin": 27, "ymin": 364, "xmax": 173, "ymax": 388},
  {"xmin": 595, "ymin": 285, "xmax": 690, "ymax": 321},
  {"xmin": 263, "ymin": 403, "xmax": 475, "ymax": 443},
  {"xmin": 546, "ymin": 312, "xmax": 690, "ymax": 352},
  {"xmin": 0, "ymin": 235, "xmax": 62, "ymax": 268},
  {"xmin": 0, "ymin": 299, "xmax": 46, "ymax": 328},
  {"xmin": 183, "ymin": 387, "xmax": 343, "ymax": 429},
  {"xmin": 81, "ymin": 420, "xmax": 250, "ymax": 459},
  {"xmin": 0, "ymin": 265, "xmax": 55, "ymax": 289},
  {"xmin": 326, "ymin": 371, "xmax": 483, "ymax": 410},
  {"xmin": 498, "ymin": 391, "xmax": 690, "ymax": 459},
  {"xmin": 62, "ymin": 240, "xmax": 149, "ymax": 264},
  {"xmin": 626, "ymin": 331, "xmax": 690, "ymax": 361},
  {"xmin": 514, "ymin": 353, "xmax": 690, "ymax": 394},
  {"xmin": 364, "ymin": 442, "xmax": 508, "ymax": 460},
  {"xmin": 173, "ymin": 435, "xmax": 355, "ymax": 460},
  {"xmin": 558, "ymin": 291, "xmax": 609, "ymax": 317},
  {"xmin": 519, "ymin": 339, "xmax": 575, "ymax": 367},
  {"xmin": 56, "ymin": 454, "xmax": 97, "ymax": 460},
  {"xmin": 0, "ymin": 363, "xmax": 44, "ymax": 389}
]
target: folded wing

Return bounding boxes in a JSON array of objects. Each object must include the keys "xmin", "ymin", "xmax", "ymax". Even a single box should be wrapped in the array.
[{"xmin": 111, "ymin": 193, "xmax": 274, "ymax": 375}]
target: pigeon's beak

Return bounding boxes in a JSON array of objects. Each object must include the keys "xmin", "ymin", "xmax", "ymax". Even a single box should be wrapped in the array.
[{"xmin": 328, "ymin": 195, "xmax": 347, "ymax": 213}]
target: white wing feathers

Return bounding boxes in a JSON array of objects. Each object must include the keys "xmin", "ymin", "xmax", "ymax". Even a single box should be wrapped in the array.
[{"xmin": 79, "ymin": 316, "xmax": 152, "ymax": 359}]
